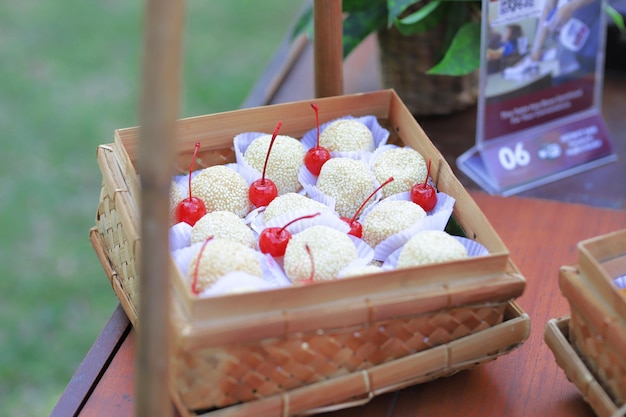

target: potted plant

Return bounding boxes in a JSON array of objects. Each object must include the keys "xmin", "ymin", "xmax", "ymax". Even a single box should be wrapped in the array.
[
  {"xmin": 292, "ymin": 0, "xmax": 482, "ymax": 115},
  {"xmin": 294, "ymin": 0, "xmax": 626, "ymax": 116}
]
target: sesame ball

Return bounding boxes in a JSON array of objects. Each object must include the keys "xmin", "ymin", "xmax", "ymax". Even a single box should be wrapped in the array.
[
  {"xmin": 244, "ymin": 134, "xmax": 306, "ymax": 194},
  {"xmin": 264, "ymin": 192, "xmax": 330, "ymax": 223},
  {"xmin": 190, "ymin": 211, "xmax": 256, "ymax": 248},
  {"xmin": 340, "ymin": 264, "xmax": 383, "ymax": 278},
  {"xmin": 187, "ymin": 239, "xmax": 262, "ymax": 292},
  {"xmin": 362, "ymin": 200, "xmax": 427, "ymax": 248},
  {"xmin": 397, "ymin": 230, "xmax": 468, "ymax": 269},
  {"xmin": 284, "ymin": 225, "xmax": 358, "ymax": 283},
  {"xmin": 169, "ymin": 180, "xmax": 185, "ymax": 224},
  {"xmin": 371, "ymin": 147, "xmax": 427, "ymax": 198},
  {"xmin": 320, "ymin": 119, "xmax": 375, "ymax": 152},
  {"xmin": 316, "ymin": 158, "xmax": 375, "ymax": 218},
  {"xmin": 191, "ymin": 165, "xmax": 251, "ymax": 217}
]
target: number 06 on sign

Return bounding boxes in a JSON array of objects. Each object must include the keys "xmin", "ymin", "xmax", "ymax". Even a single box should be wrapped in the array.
[{"xmin": 457, "ymin": 0, "xmax": 616, "ymax": 195}]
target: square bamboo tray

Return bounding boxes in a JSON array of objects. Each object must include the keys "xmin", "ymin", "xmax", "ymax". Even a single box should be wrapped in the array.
[
  {"xmin": 92, "ymin": 90, "xmax": 529, "ymax": 416},
  {"xmin": 549, "ymin": 229, "xmax": 626, "ymax": 415},
  {"xmin": 544, "ymin": 317, "xmax": 624, "ymax": 417}
]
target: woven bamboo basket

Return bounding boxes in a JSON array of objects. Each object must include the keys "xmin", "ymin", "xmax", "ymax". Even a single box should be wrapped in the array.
[
  {"xmin": 545, "ymin": 229, "xmax": 626, "ymax": 417},
  {"xmin": 92, "ymin": 90, "xmax": 529, "ymax": 416}
]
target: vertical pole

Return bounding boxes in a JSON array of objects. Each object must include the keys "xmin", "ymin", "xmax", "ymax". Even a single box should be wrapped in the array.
[
  {"xmin": 314, "ymin": 0, "xmax": 344, "ymax": 98},
  {"xmin": 136, "ymin": 0, "xmax": 184, "ymax": 415}
]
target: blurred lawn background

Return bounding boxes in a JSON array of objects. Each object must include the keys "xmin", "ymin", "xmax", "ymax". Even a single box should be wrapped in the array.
[{"xmin": 0, "ymin": 1, "xmax": 303, "ymax": 415}]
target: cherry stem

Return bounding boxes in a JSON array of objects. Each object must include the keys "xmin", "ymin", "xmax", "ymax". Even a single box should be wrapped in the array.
[
  {"xmin": 279, "ymin": 212, "xmax": 320, "ymax": 234},
  {"xmin": 349, "ymin": 176, "xmax": 394, "ymax": 224},
  {"xmin": 188, "ymin": 142, "xmax": 201, "ymax": 200},
  {"xmin": 423, "ymin": 158, "xmax": 432, "ymax": 186},
  {"xmin": 311, "ymin": 103, "xmax": 320, "ymax": 148},
  {"xmin": 261, "ymin": 121, "xmax": 283, "ymax": 185},
  {"xmin": 304, "ymin": 243, "xmax": 315, "ymax": 283},
  {"xmin": 191, "ymin": 236, "xmax": 214, "ymax": 295}
]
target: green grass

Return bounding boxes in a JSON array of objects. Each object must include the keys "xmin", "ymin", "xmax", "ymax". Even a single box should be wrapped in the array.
[{"xmin": 0, "ymin": 1, "xmax": 303, "ymax": 415}]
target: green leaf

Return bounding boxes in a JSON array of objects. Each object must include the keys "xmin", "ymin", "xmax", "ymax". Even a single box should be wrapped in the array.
[
  {"xmin": 343, "ymin": 0, "xmax": 386, "ymax": 13},
  {"xmin": 394, "ymin": 1, "xmax": 444, "ymax": 35},
  {"xmin": 386, "ymin": 0, "xmax": 422, "ymax": 27},
  {"xmin": 605, "ymin": 3, "xmax": 626, "ymax": 32},
  {"xmin": 343, "ymin": 5, "xmax": 388, "ymax": 58},
  {"xmin": 427, "ymin": 21, "xmax": 480, "ymax": 75}
]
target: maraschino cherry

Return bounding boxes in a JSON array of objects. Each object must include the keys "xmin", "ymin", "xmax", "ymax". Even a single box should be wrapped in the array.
[
  {"xmin": 258, "ymin": 212, "xmax": 320, "ymax": 257},
  {"xmin": 304, "ymin": 103, "xmax": 331, "ymax": 176},
  {"xmin": 249, "ymin": 121, "xmax": 282, "ymax": 207},
  {"xmin": 410, "ymin": 158, "xmax": 437, "ymax": 212},
  {"xmin": 175, "ymin": 142, "xmax": 207, "ymax": 226},
  {"xmin": 341, "ymin": 177, "xmax": 394, "ymax": 238},
  {"xmin": 191, "ymin": 236, "xmax": 214, "ymax": 295}
]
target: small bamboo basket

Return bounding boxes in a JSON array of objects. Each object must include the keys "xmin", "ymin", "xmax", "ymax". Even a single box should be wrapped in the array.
[
  {"xmin": 545, "ymin": 229, "xmax": 626, "ymax": 417},
  {"xmin": 92, "ymin": 90, "xmax": 529, "ymax": 416}
]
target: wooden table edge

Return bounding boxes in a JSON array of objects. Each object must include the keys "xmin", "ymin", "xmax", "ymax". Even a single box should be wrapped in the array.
[{"xmin": 51, "ymin": 304, "xmax": 131, "ymax": 417}]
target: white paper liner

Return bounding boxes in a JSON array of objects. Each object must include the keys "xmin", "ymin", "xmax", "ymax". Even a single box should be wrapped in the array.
[
  {"xmin": 614, "ymin": 274, "xmax": 626, "ymax": 290},
  {"xmin": 198, "ymin": 272, "xmax": 275, "ymax": 297},
  {"xmin": 382, "ymin": 236, "xmax": 490, "ymax": 270},
  {"xmin": 169, "ymin": 222, "xmax": 192, "ymax": 251},
  {"xmin": 171, "ymin": 241, "xmax": 203, "ymax": 277},
  {"xmin": 300, "ymin": 115, "xmax": 390, "ymax": 161}
]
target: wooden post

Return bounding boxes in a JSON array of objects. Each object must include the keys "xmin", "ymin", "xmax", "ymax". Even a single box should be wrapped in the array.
[
  {"xmin": 136, "ymin": 0, "xmax": 184, "ymax": 416},
  {"xmin": 314, "ymin": 0, "xmax": 344, "ymax": 98}
]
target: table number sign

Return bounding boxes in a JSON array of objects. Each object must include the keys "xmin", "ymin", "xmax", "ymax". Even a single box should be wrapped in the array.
[{"xmin": 458, "ymin": 0, "xmax": 616, "ymax": 195}]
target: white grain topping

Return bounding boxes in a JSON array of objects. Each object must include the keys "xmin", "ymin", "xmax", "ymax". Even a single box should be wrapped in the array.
[
  {"xmin": 316, "ymin": 158, "xmax": 375, "ymax": 218},
  {"xmin": 190, "ymin": 211, "xmax": 256, "ymax": 248},
  {"xmin": 284, "ymin": 225, "xmax": 357, "ymax": 283},
  {"xmin": 319, "ymin": 119, "xmax": 375, "ymax": 152},
  {"xmin": 371, "ymin": 147, "xmax": 427, "ymax": 198},
  {"xmin": 263, "ymin": 192, "xmax": 330, "ymax": 222},
  {"xmin": 340, "ymin": 264, "xmax": 383, "ymax": 277},
  {"xmin": 244, "ymin": 135, "xmax": 306, "ymax": 194},
  {"xmin": 397, "ymin": 230, "xmax": 468, "ymax": 268},
  {"xmin": 362, "ymin": 200, "xmax": 427, "ymax": 248},
  {"xmin": 191, "ymin": 165, "xmax": 251, "ymax": 217},
  {"xmin": 187, "ymin": 239, "xmax": 262, "ymax": 291},
  {"xmin": 169, "ymin": 180, "xmax": 184, "ymax": 224}
]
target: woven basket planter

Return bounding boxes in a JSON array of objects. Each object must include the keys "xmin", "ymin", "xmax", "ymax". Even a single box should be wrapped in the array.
[
  {"xmin": 376, "ymin": 3, "xmax": 479, "ymax": 116},
  {"xmin": 92, "ymin": 90, "xmax": 529, "ymax": 416}
]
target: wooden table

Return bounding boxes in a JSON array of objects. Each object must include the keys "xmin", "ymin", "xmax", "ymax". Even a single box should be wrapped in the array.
[{"xmin": 52, "ymin": 35, "xmax": 626, "ymax": 417}]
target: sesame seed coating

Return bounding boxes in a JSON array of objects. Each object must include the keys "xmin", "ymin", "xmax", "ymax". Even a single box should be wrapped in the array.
[
  {"xmin": 362, "ymin": 200, "xmax": 427, "ymax": 248},
  {"xmin": 397, "ymin": 230, "xmax": 468, "ymax": 268},
  {"xmin": 187, "ymin": 238, "xmax": 262, "ymax": 292},
  {"xmin": 319, "ymin": 119, "xmax": 375, "ymax": 152},
  {"xmin": 340, "ymin": 264, "xmax": 383, "ymax": 278},
  {"xmin": 190, "ymin": 211, "xmax": 256, "ymax": 248},
  {"xmin": 371, "ymin": 147, "xmax": 427, "ymax": 198},
  {"xmin": 170, "ymin": 180, "xmax": 184, "ymax": 224},
  {"xmin": 284, "ymin": 225, "xmax": 358, "ymax": 283},
  {"xmin": 316, "ymin": 158, "xmax": 375, "ymax": 218},
  {"xmin": 263, "ymin": 192, "xmax": 330, "ymax": 222},
  {"xmin": 244, "ymin": 135, "xmax": 306, "ymax": 194},
  {"xmin": 191, "ymin": 165, "xmax": 251, "ymax": 217}
]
